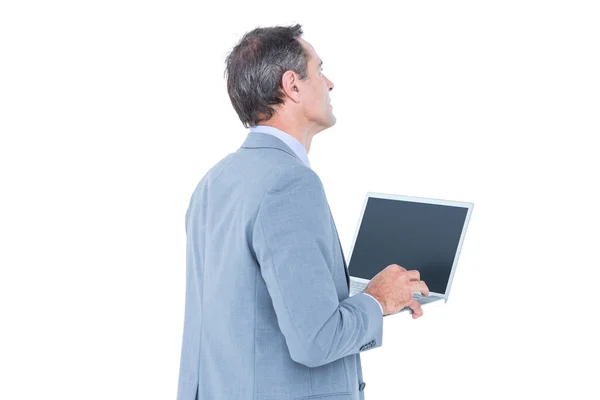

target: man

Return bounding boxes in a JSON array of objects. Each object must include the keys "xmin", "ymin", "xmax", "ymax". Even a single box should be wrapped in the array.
[{"xmin": 177, "ymin": 24, "xmax": 429, "ymax": 400}]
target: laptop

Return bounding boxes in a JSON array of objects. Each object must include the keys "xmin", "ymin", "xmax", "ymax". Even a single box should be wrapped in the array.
[{"xmin": 347, "ymin": 192, "xmax": 474, "ymax": 316}]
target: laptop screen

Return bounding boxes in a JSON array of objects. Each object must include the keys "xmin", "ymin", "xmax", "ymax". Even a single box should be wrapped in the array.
[{"xmin": 348, "ymin": 196, "xmax": 469, "ymax": 295}]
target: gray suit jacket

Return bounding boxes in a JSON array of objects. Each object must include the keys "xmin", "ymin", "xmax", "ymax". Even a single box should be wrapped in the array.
[{"xmin": 177, "ymin": 132, "xmax": 384, "ymax": 400}]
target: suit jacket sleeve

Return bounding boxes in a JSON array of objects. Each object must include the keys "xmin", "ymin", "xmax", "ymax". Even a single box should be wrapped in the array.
[{"xmin": 252, "ymin": 165, "xmax": 384, "ymax": 368}]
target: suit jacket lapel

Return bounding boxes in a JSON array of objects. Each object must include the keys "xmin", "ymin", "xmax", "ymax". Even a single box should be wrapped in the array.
[{"xmin": 327, "ymin": 205, "xmax": 350, "ymax": 291}]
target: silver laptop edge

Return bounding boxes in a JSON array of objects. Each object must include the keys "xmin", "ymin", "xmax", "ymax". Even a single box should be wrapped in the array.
[{"xmin": 347, "ymin": 191, "xmax": 474, "ymax": 303}]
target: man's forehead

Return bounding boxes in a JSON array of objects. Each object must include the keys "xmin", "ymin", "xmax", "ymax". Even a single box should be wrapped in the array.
[
  {"xmin": 299, "ymin": 38, "xmax": 321, "ymax": 65},
  {"xmin": 312, "ymin": 52, "xmax": 323, "ymax": 66}
]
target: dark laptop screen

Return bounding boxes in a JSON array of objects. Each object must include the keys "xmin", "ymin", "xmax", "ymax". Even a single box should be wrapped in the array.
[{"xmin": 347, "ymin": 197, "xmax": 469, "ymax": 295}]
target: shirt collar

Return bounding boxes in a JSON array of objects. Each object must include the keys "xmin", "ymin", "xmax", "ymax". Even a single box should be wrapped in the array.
[{"xmin": 249, "ymin": 125, "xmax": 311, "ymax": 169}]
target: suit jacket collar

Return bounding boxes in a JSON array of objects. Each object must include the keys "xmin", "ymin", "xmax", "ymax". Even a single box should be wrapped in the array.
[{"xmin": 241, "ymin": 132, "xmax": 303, "ymax": 164}]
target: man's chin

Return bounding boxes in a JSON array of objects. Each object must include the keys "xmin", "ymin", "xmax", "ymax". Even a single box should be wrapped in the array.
[
  {"xmin": 314, "ymin": 115, "xmax": 336, "ymax": 134},
  {"xmin": 328, "ymin": 114, "xmax": 337, "ymax": 127}
]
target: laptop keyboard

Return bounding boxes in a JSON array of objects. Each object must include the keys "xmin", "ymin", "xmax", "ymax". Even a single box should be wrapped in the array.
[
  {"xmin": 414, "ymin": 295, "xmax": 441, "ymax": 305},
  {"xmin": 350, "ymin": 281, "xmax": 367, "ymax": 294}
]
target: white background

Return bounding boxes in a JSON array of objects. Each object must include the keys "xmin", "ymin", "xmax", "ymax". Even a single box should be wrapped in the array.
[{"xmin": 1, "ymin": 1, "xmax": 599, "ymax": 399}]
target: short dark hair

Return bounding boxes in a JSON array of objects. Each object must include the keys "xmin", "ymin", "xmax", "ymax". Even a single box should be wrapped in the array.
[{"xmin": 224, "ymin": 24, "xmax": 309, "ymax": 128}]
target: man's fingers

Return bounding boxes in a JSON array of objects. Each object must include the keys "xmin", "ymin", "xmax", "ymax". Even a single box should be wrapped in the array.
[
  {"xmin": 410, "ymin": 280, "xmax": 430, "ymax": 296},
  {"xmin": 393, "ymin": 264, "xmax": 406, "ymax": 272},
  {"xmin": 408, "ymin": 299, "xmax": 423, "ymax": 318},
  {"xmin": 405, "ymin": 269, "xmax": 420, "ymax": 281}
]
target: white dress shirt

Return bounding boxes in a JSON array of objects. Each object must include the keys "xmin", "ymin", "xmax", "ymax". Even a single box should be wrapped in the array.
[{"xmin": 249, "ymin": 125, "xmax": 384, "ymax": 316}]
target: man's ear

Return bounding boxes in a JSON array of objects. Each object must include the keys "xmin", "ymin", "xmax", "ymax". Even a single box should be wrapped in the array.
[{"xmin": 281, "ymin": 71, "xmax": 301, "ymax": 103}]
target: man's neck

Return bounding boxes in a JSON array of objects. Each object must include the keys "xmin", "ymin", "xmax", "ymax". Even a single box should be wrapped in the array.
[{"xmin": 256, "ymin": 119, "xmax": 314, "ymax": 154}]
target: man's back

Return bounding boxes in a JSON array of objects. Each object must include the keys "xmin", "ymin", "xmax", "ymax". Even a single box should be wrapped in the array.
[{"xmin": 176, "ymin": 132, "xmax": 383, "ymax": 400}]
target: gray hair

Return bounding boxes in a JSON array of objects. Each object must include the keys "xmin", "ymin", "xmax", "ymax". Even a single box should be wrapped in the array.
[{"xmin": 224, "ymin": 24, "xmax": 309, "ymax": 128}]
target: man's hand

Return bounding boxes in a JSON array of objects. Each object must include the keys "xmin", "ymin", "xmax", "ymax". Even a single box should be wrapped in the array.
[{"xmin": 363, "ymin": 264, "xmax": 429, "ymax": 318}]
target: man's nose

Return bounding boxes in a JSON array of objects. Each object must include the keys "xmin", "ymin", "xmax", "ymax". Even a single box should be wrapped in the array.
[{"xmin": 325, "ymin": 75, "xmax": 334, "ymax": 91}]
